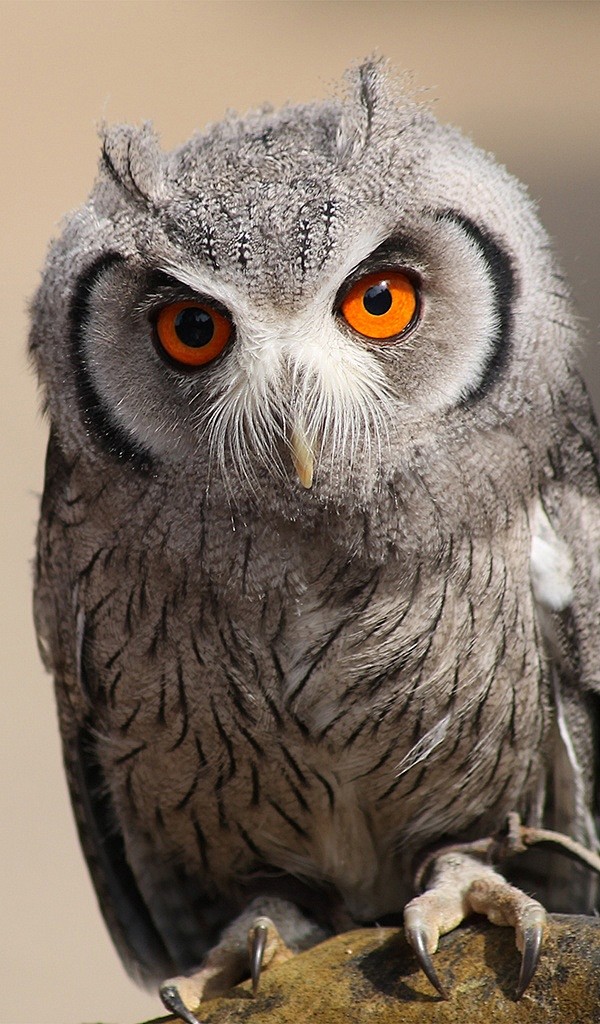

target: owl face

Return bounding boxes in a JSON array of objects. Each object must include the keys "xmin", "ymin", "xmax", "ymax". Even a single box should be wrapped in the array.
[{"xmin": 30, "ymin": 62, "xmax": 568, "ymax": 518}]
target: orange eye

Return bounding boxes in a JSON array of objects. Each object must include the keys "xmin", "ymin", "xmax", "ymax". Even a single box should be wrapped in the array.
[
  {"xmin": 340, "ymin": 270, "xmax": 419, "ymax": 341},
  {"xmin": 155, "ymin": 300, "xmax": 232, "ymax": 368}
]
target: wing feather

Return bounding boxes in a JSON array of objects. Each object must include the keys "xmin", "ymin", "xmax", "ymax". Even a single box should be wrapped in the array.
[
  {"xmin": 531, "ymin": 378, "xmax": 600, "ymax": 910},
  {"xmin": 35, "ymin": 435, "xmax": 175, "ymax": 985}
]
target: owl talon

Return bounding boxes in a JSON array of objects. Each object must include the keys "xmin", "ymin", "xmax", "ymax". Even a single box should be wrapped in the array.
[
  {"xmin": 246, "ymin": 914, "xmax": 295, "ymax": 994},
  {"xmin": 516, "ymin": 922, "xmax": 544, "ymax": 998},
  {"xmin": 250, "ymin": 922, "xmax": 269, "ymax": 994},
  {"xmin": 405, "ymin": 923, "xmax": 449, "ymax": 998},
  {"xmin": 159, "ymin": 983, "xmax": 205, "ymax": 1024}
]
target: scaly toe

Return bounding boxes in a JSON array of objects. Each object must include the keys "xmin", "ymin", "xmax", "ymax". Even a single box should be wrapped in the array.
[{"xmin": 468, "ymin": 876, "xmax": 546, "ymax": 998}]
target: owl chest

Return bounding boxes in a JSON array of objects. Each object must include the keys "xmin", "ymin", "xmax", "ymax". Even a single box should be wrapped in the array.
[{"xmin": 98, "ymin": 529, "xmax": 550, "ymax": 915}]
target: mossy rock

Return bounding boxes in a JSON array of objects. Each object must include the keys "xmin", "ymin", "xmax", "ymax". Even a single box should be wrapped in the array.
[{"xmin": 147, "ymin": 915, "xmax": 600, "ymax": 1024}]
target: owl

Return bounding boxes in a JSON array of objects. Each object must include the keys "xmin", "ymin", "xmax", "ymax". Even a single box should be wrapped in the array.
[{"xmin": 30, "ymin": 60, "xmax": 600, "ymax": 1021}]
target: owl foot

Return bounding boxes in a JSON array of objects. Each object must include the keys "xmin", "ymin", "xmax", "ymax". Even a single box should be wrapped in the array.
[
  {"xmin": 404, "ymin": 850, "xmax": 546, "ymax": 1000},
  {"xmin": 159, "ymin": 896, "xmax": 323, "ymax": 1023}
]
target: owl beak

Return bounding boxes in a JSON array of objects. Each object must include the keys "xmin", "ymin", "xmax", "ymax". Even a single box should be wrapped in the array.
[{"xmin": 289, "ymin": 421, "xmax": 315, "ymax": 489}]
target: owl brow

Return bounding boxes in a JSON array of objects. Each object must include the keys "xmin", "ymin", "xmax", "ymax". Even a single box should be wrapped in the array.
[
  {"xmin": 344, "ymin": 234, "xmax": 424, "ymax": 281},
  {"xmin": 143, "ymin": 268, "xmax": 203, "ymax": 303},
  {"xmin": 144, "ymin": 268, "xmax": 232, "ymax": 320},
  {"xmin": 434, "ymin": 209, "xmax": 516, "ymax": 404},
  {"xmin": 155, "ymin": 262, "xmax": 232, "ymax": 305}
]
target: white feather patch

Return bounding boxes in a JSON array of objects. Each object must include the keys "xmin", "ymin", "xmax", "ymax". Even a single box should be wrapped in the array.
[
  {"xmin": 554, "ymin": 681, "xmax": 597, "ymax": 847},
  {"xmin": 530, "ymin": 501, "xmax": 574, "ymax": 612},
  {"xmin": 392, "ymin": 714, "xmax": 451, "ymax": 778}
]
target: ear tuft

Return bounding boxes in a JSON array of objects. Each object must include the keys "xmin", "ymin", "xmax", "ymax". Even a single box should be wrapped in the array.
[
  {"xmin": 99, "ymin": 122, "xmax": 165, "ymax": 205},
  {"xmin": 335, "ymin": 57, "xmax": 421, "ymax": 165},
  {"xmin": 335, "ymin": 56, "xmax": 389, "ymax": 163}
]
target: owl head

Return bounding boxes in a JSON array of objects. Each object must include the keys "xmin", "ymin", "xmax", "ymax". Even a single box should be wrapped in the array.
[{"xmin": 29, "ymin": 60, "xmax": 577, "ymax": 539}]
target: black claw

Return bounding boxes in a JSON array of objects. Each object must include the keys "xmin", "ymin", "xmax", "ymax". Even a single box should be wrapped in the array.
[
  {"xmin": 250, "ymin": 922, "xmax": 268, "ymax": 995},
  {"xmin": 407, "ymin": 927, "xmax": 449, "ymax": 999},
  {"xmin": 160, "ymin": 983, "xmax": 205, "ymax": 1024},
  {"xmin": 515, "ymin": 925, "xmax": 544, "ymax": 999}
]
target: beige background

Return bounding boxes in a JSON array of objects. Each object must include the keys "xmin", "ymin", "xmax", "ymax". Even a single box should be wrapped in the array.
[{"xmin": 1, "ymin": 2, "xmax": 598, "ymax": 1022}]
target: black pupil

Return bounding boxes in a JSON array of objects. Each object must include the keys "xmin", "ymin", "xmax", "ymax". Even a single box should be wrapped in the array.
[
  {"xmin": 363, "ymin": 282, "xmax": 392, "ymax": 316},
  {"xmin": 174, "ymin": 307, "xmax": 215, "ymax": 347}
]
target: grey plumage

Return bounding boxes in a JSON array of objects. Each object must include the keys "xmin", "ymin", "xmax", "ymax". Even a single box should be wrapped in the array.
[{"xmin": 30, "ymin": 59, "xmax": 600, "ymax": 1002}]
